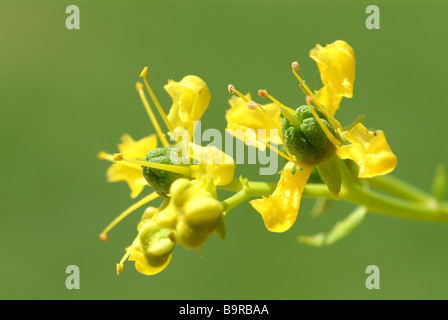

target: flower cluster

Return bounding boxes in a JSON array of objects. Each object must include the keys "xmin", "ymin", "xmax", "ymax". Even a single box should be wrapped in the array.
[
  {"xmin": 99, "ymin": 40, "xmax": 440, "ymax": 276},
  {"xmin": 226, "ymin": 40, "xmax": 397, "ymax": 233},
  {"xmin": 99, "ymin": 70, "xmax": 234, "ymax": 274}
]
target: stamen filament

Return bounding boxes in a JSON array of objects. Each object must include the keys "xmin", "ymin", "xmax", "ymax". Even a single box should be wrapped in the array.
[
  {"xmin": 140, "ymin": 67, "xmax": 174, "ymax": 132},
  {"xmin": 254, "ymin": 104, "xmax": 295, "ymax": 161},
  {"xmin": 265, "ymin": 143, "xmax": 295, "ymax": 163},
  {"xmin": 231, "ymin": 85, "xmax": 304, "ymax": 166},
  {"xmin": 121, "ymin": 157, "xmax": 193, "ymax": 176},
  {"xmin": 100, "ymin": 192, "xmax": 159, "ymax": 242},
  {"xmin": 265, "ymin": 93, "xmax": 296, "ymax": 115},
  {"xmin": 281, "ymin": 108, "xmax": 302, "ymax": 128},
  {"xmin": 306, "ymin": 99, "xmax": 342, "ymax": 148},
  {"xmin": 230, "ymin": 86, "xmax": 250, "ymax": 103},
  {"xmin": 98, "ymin": 151, "xmax": 141, "ymax": 169},
  {"xmin": 292, "ymin": 66, "xmax": 314, "ymax": 97},
  {"xmin": 136, "ymin": 83, "xmax": 170, "ymax": 147},
  {"xmin": 291, "ymin": 65, "xmax": 342, "ymax": 131}
]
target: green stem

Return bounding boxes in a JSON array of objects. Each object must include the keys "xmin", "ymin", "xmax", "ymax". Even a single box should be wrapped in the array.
[
  {"xmin": 338, "ymin": 159, "xmax": 448, "ymax": 224},
  {"xmin": 218, "ymin": 159, "xmax": 448, "ymax": 225},
  {"xmin": 367, "ymin": 175, "xmax": 432, "ymax": 203}
]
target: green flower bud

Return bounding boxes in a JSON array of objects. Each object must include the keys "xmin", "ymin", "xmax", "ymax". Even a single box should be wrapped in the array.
[
  {"xmin": 281, "ymin": 105, "xmax": 338, "ymax": 166},
  {"xmin": 176, "ymin": 198, "xmax": 223, "ymax": 250},
  {"xmin": 142, "ymin": 145, "xmax": 188, "ymax": 197},
  {"xmin": 138, "ymin": 221, "xmax": 176, "ymax": 268}
]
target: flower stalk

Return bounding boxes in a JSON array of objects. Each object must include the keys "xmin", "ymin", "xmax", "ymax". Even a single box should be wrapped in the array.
[{"xmin": 220, "ymin": 158, "xmax": 448, "ymax": 225}]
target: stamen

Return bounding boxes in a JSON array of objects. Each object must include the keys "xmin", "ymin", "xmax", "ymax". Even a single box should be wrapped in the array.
[
  {"xmin": 117, "ymin": 249, "xmax": 131, "ymax": 275},
  {"xmin": 246, "ymin": 100, "xmax": 258, "ymax": 110},
  {"xmin": 140, "ymin": 67, "xmax": 174, "ymax": 133},
  {"xmin": 291, "ymin": 61, "xmax": 300, "ymax": 71},
  {"xmin": 291, "ymin": 62, "xmax": 342, "ymax": 131},
  {"xmin": 258, "ymin": 89, "xmax": 296, "ymax": 115},
  {"xmin": 228, "ymin": 84, "xmax": 249, "ymax": 102},
  {"xmin": 281, "ymin": 108, "xmax": 302, "ymax": 128},
  {"xmin": 291, "ymin": 62, "xmax": 312, "ymax": 96},
  {"xmin": 257, "ymin": 89, "xmax": 268, "ymax": 98},
  {"xmin": 113, "ymin": 153, "xmax": 124, "ymax": 161},
  {"xmin": 98, "ymin": 151, "xmax": 142, "ymax": 169},
  {"xmin": 253, "ymin": 103, "xmax": 295, "ymax": 161},
  {"xmin": 230, "ymin": 85, "xmax": 303, "ymax": 166},
  {"xmin": 118, "ymin": 157, "xmax": 193, "ymax": 176},
  {"xmin": 265, "ymin": 142, "xmax": 295, "ymax": 163},
  {"xmin": 306, "ymin": 96, "xmax": 342, "ymax": 148},
  {"xmin": 99, "ymin": 192, "xmax": 159, "ymax": 242},
  {"xmin": 136, "ymin": 82, "xmax": 170, "ymax": 147}
]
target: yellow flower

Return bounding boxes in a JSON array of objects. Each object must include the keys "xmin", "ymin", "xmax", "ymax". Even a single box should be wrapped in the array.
[
  {"xmin": 100, "ymin": 68, "xmax": 233, "ymax": 276},
  {"xmin": 226, "ymin": 40, "xmax": 397, "ymax": 233},
  {"xmin": 117, "ymin": 176, "xmax": 225, "ymax": 276},
  {"xmin": 126, "ymin": 218, "xmax": 176, "ymax": 276},
  {"xmin": 310, "ymin": 40, "xmax": 356, "ymax": 116},
  {"xmin": 100, "ymin": 68, "xmax": 232, "ymax": 201},
  {"xmin": 165, "ymin": 75, "xmax": 211, "ymax": 136},
  {"xmin": 98, "ymin": 134, "xmax": 157, "ymax": 198},
  {"xmin": 225, "ymin": 93, "xmax": 283, "ymax": 151}
]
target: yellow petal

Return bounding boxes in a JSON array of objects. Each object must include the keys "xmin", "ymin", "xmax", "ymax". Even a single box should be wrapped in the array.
[
  {"xmin": 336, "ymin": 123, "xmax": 397, "ymax": 178},
  {"xmin": 164, "ymin": 75, "xmax": 211, "ymax": 132},
  {"xmin": 189, "ymin": 143, "xmax": 235, "ymax": 186},
  {"xmin": 225, "ymin": 94, "xmax": 282, "ymax": 151},
  {"xmin": 128, "ymin": 241, "xmax": 173, "ymax": 276},
  {"xmin": 310, "ymin": 40, "xmax": 356, "ymax": 116},
  {"xmin": 118, "ymin": 134, "xmax": 158, "ymax": 158},
  {"xmin": 106, "ymin": 165, "xmax": 148, "ymax": 198},
  {"xmin": 250, "ymin": 166, "xmax": 313, "ymax": 233},
  {"xmin": 106, "ymin": 134, "xmax": 157, "ymax": 198}
]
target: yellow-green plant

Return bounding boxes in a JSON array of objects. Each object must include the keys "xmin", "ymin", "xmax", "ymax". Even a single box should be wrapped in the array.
[{"xmin": 99, "ymin": 40, "xmax": 447, "ymax": 276}]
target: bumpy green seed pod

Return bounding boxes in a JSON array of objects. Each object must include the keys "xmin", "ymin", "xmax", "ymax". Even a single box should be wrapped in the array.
[
  {"xmin": 281, "ymin": 105, "xmax": 338, "ymax": 166},
  {"xmin": 142, "ymin": 145, "xmax": 188, "ymax": 197}
]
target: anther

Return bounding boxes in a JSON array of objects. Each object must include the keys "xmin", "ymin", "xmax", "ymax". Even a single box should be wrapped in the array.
[
  {"xmin": 292, "ymin": 61, "xmax": 300, "ymax": 71},
  {"xmin": 306, "ymin": 95, "xmax": 315, "ymax": 104},
  {"xmin": 140, "ymin": 66, "xmax": 148, "ymax": 78},
  {"xmin": 228, "ymin": 84, "xmax": 235, "ymax": 94},
  {"xmin": 246, "ymin": 100, "xmax": 258, "ymax": 110},
  {"xmin": 116, "ymin": 263, "xmax": 124, "ymax": 275},
  {"xmin": 113, "ymin": 153, "xmax": 124, "ymax": 161},
  {"xmin": 258, "ymin": 89, "xmax": 268, "ymax": 99},
  {"xmin": 100, "ymin": 233, "xmax": 109, "ymax": 243}
]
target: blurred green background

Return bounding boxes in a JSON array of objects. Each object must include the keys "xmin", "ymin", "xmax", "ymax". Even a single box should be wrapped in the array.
[{"xmin": 1, "ymin": 0, "xmax": 447, "ymax": 300}]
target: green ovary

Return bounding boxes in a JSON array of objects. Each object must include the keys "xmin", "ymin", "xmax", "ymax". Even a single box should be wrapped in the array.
[{"xmin": 281, "ymin": 105, "xmax": 337, "ymax": 166}]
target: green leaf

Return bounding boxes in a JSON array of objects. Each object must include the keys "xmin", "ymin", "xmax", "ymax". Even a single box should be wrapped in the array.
[
  {"xmin": 298, "ymin": 206, "xmax": 368, "ymax": 247},
  {"xmin": 431, "ymin": 164, "xmax": 446, "ymax": 202},
  {"xmin": 316, "ymin": 154, "xmax": 342, "ymax": 198},
  {"xmin": 214, "ymin": 213, "xmax": 226, "ymax": 242}
]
